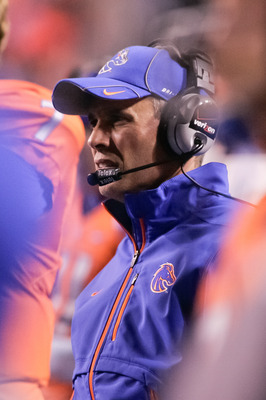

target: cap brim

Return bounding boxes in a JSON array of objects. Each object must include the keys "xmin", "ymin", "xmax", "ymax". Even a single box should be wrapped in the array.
[{"xmin": 52, "ymin": 77, "xmax": 151, "ymax": 115}]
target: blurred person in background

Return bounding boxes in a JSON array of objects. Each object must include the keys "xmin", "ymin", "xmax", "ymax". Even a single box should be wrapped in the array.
[
  {"xmin": 52, "ymin": 40, "xmax": 237, "ymax": 399},
  {"xmin": 0, "ymin": 1, "xmax": 86, "ymax": 398},
  {"xmin": 0, "ymin": 0, "xmax": 89, "ymax": 89},
  {"xmin": 160, "ymin": 0, "xmax": 266, "ymax": 399}
]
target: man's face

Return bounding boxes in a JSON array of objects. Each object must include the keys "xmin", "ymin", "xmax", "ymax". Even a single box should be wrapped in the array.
[{"xmin": 87, "ymin": 97, "xmax": 177, "ymax": 202}]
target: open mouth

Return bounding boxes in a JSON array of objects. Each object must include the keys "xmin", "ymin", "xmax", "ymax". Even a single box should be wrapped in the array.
[{"xmin": 96, "ymin": 159, "xmax": 120, "ymax": 170}]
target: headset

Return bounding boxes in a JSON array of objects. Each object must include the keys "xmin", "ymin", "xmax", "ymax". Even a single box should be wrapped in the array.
[
  {"xmin": 152, "ymin": 40, "xmax": 219, "ymax": 160},
  {"xmin": 150, "ymin": 41, "xmax": 255, "ymax": 208}
]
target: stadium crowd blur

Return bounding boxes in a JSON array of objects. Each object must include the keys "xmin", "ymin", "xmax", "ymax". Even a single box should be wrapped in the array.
[{"xmin": 1, "ymin": 0, "xmax": 266, "ymax": 399}]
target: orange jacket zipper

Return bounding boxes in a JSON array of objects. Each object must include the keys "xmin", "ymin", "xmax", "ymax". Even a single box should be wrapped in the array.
[
  {"xmin": 150, "ymin": 388, "xmax": 159, "ymax": 400},
  {"xmin": 88, "ymin": 250, "xmax": 140, "ymax": 400},
  {"xmin": 111, "ymin": 273, "xmax": 139, "ymax": 341},
  {"xmin": 88, "ymin": 218, "xmax": 146, "ymax": 400}
]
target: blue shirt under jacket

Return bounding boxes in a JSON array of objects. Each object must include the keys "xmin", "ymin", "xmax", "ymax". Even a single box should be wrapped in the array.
[{"xmin": 71, "ymin": 162, "xmax": 236, "ymax": 400}]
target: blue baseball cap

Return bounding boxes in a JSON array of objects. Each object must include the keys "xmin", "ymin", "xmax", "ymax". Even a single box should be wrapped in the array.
[{"xmin": 52, "ymin": 45, "xmax": 187, "ymax": 115}]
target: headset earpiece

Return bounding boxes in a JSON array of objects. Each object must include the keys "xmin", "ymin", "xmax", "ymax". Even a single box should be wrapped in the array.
[
  {"xmin": 158, "ymin": 91, "xmax": 219, "ymax": 156},
  {"xmin": 151, "ymin": 43, "xmax": 219, "ymax": 158}
]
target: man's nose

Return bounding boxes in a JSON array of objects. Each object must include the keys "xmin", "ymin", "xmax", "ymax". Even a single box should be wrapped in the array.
[{"xmin": 88, "ymin": 125, "xmax": 110, "ymax": 150}]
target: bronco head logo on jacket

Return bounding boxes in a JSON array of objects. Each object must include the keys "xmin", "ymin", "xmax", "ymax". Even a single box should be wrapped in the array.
[{"xmin": 151, "ymin": 262, "xmax": 176, "ymax": 293}]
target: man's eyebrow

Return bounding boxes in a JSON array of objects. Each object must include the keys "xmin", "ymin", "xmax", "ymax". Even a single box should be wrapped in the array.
[
  {"xmin": 88, "ymin": 108, "xmax": 134, "ymax": 123},
  {"xmin": 113, "ymin": 110, "xmax": 134, "ymax": 122},
  {"xmin": 88, "ymin": 112, "xmax": 96, "ymax": 119}
]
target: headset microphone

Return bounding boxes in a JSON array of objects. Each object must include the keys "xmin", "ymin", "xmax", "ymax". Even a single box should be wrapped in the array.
[
  {"xmin": 87, "ymin": 168, "xmax": 122, "ymax": 186},
  {"xmin": 87, "ymin": 160, "xmax": 171, "ymax": 187},
  {"xmin": 87, "ymin": 154, "xmax": 256, "ymax": 208},
  {"xmin": 87, "ymin": 150, "xmax": 256, "ymax": 208}
]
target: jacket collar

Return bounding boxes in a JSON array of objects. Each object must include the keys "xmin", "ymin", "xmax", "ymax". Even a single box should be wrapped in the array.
[{"xmin": 104, "ymin": 162, "xmax": 230, "ymax": 237}]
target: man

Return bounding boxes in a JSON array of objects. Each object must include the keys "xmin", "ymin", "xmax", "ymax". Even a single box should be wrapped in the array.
[
  {"xmin": 52, "ymin": 43, "xmax": 236, "ymax": 399},
  {"xmin": 0, "ymin": 1, "xmax": 86, "ymax": 398}
]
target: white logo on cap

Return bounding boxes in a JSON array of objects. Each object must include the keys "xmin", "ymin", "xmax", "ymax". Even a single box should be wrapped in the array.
[
  {"xmin": 99, "ymin": 49, "xmax": 129, "ymax": 74},
  {"xmin": 162, "ymin": 88, "xmax": 175, "ymax": 96}
]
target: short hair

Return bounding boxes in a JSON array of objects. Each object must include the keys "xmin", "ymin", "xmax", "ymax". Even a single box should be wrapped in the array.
[
  {"xmin": 0, "ymin": 0, "xmax": 8, "ymax": 51},
  {"xmin": 148, "ymin": 38, "xmax": 185, "ymax": 65},
  {"xmin": 150, "ymin": 96, "xmax": 166, "ymax": 120}
]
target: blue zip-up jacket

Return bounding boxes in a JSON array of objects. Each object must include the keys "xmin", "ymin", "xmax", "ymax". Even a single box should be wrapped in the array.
[{"xmin": 71, "ymin": 163, "xmax": 236, "ymax": 400}]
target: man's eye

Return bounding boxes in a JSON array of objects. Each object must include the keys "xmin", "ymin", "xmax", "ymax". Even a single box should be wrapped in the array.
[
  {"xmin": 113, "ymin": 119, "xmax": 125, "ymax": 127},
  {"xmin": 88, "ymin": 118, "xmax": 98, "ymax": 129},
  {"xmin": 112, "ymin": 117, "xmax": 131, "ymax": 127}
]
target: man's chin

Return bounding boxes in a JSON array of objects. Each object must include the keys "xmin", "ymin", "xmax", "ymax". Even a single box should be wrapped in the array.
[{"xmin": 99, "ymin": 182, "xmax": 125, "ymax": 203}]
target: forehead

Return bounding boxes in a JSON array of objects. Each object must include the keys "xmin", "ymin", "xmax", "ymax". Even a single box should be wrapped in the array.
[{"xmin": 88, "ymin": 96, "xmax": 155, "ymax": 117}]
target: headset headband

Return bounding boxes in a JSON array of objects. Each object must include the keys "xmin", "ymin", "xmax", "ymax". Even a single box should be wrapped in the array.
[{"xmin": 186, "ymin": 54, "xmax": 215, "ymax": 95}]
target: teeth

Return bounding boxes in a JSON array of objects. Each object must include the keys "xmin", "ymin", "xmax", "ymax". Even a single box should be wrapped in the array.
[
  {"xmin": 97, "ymin": 161, "xmax": 116, "ymax": 169},
  {"xmin": 98, "ymin": 164, "xmax": 112, "ymax": 169}
]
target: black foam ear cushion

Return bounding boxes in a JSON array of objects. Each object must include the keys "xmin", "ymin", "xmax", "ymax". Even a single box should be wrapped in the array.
[{"xmin": 158, "ymin": 93, "xmax": 219, "ymax": 156}]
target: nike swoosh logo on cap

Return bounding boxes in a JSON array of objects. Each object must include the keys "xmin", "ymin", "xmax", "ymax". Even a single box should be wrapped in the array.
[{"xmin": 103, "ymin": 89, "xmax": 126, "ymax": 96}]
